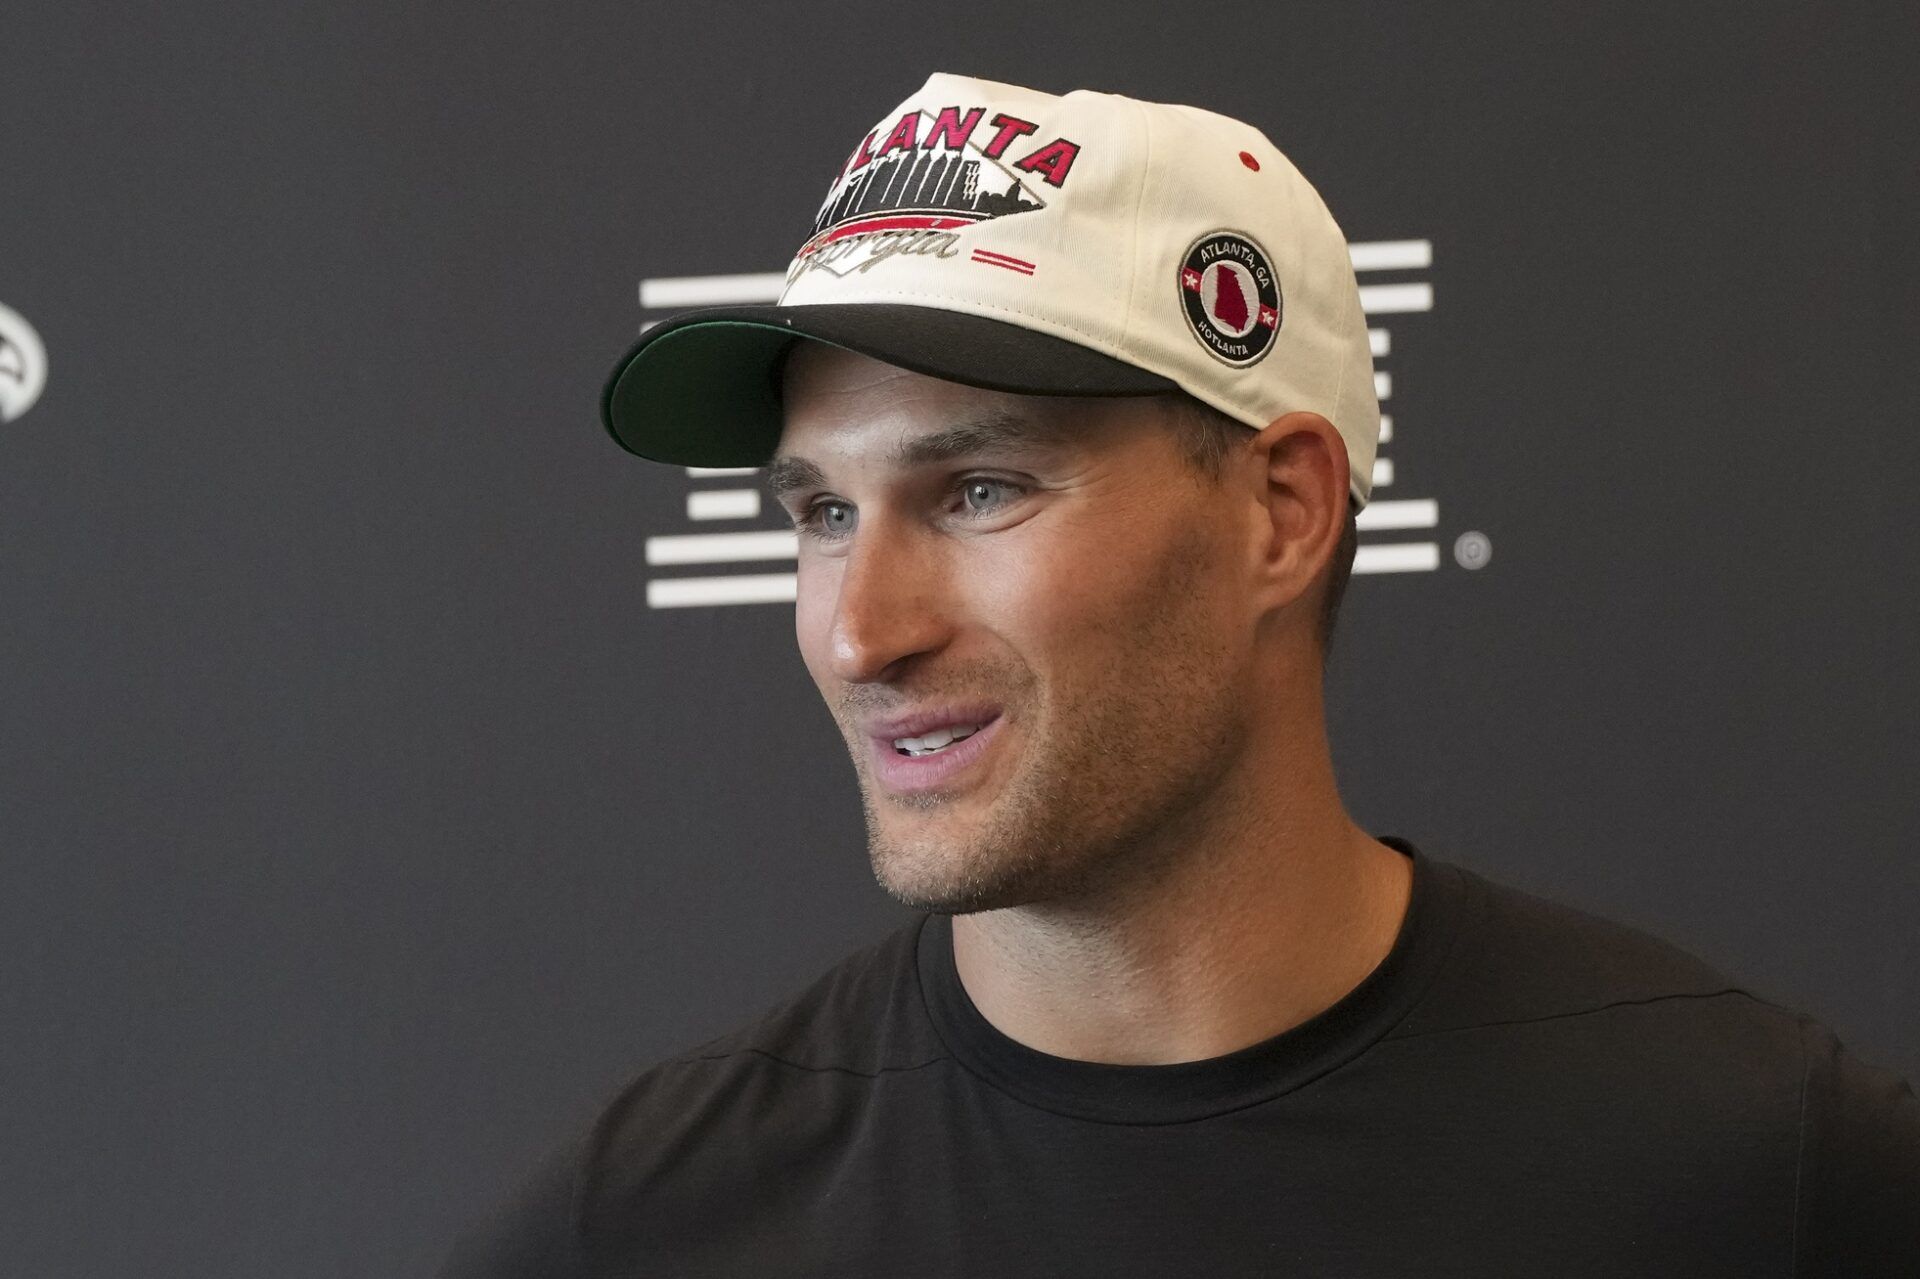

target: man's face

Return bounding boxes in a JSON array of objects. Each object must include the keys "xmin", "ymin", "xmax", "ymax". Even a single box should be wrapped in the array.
[{"xmin": 773, "ymin": 344, "xmax": 1263, "ymax": 915}]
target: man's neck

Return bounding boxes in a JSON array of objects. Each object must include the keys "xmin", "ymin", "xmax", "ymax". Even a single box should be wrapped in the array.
[{"xmin": 948, "ymin": 742, "xmax": 1412, "ymax": 1067}]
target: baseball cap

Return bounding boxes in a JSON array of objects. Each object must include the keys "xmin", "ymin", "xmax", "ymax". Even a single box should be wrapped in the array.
[{"xmin": 602, "ymin": 71, "xmax": 1381, "ymax": 507}]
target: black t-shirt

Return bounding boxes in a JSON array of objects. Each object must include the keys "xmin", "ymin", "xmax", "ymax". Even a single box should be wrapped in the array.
[{"xmin": 440, "ymin": 840, "xmax": 1920, "ymax": 1276}]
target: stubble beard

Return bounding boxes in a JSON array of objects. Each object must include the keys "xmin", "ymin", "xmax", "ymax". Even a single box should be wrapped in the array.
[{"xmin": 848, "ymin": 527, "xmax": 1250, "ymax": 917}]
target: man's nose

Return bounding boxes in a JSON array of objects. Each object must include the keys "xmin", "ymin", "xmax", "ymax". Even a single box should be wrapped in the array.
[{"xmin": 827, "ymin": 525, "xmax": 950, "ymax": 685}]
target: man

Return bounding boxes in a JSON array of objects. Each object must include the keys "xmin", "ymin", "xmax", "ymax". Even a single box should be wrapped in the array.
[{"xmin": 443, "ymin": 73, "xmax": 1918, "ymax": 1275}]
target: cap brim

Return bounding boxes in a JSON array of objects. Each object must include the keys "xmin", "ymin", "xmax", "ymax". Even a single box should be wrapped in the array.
[{"xmin": 600, "ymin": 303, "xmax": 1181, "ymax": 468}]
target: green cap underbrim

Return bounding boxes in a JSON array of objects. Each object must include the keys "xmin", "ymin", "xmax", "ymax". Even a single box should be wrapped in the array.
[{"xmin": 599, "ymin": 303, "xmax": 1180, "ymax": 468}]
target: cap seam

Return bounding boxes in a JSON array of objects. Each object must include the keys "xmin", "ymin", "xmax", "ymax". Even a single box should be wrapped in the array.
[{"xmin": 1115, "ymin": 94, "xmax": 1155, "ymax": 358}]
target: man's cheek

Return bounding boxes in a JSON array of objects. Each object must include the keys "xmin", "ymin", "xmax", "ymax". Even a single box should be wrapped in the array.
[
  {"xmin": 793, "ymin": 574, "xmax": 836, "ymax": 674},
  {"xmin": 1024, "ymin": 562, "xmax": 1132, "ymax": 654}
]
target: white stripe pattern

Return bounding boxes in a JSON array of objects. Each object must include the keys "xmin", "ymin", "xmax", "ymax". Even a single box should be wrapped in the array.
[
  {"xmin": 687, "ymin": 490, "xmax": 760, "ymax": 521},
  {"xmin": 1356, "ymin": 499, "xmax": 1438, "ymax": 532},
  {"xmin": 1348, "ymin": 240, "xmax": 1432, "ymax": 272}
]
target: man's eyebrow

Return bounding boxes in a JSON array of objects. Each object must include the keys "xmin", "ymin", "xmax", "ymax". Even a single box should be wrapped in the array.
[
  {"xmin": 764, "ymin": 455, "xmax": 826, "ymax": 503},
  {"xmin": 764, "ymin": 409, "xmax": 1079, "ymax": 502}
]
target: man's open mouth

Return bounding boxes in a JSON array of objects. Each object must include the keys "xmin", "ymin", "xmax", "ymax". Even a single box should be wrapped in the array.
[{"xmin": 891, "ymin": 723, "xmax": 986, "ymax": 757}]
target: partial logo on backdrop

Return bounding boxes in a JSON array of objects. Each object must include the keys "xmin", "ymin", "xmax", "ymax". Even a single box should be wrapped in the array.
[
  {"xmin": 0, "ymin": 302, "xmax": 49, "ymax": 424},
  {"xmin": 791, "ymin": 105, "xmax": 1078, "ymax": 282},
  {"xmin": 632, "ymin": 239, "xmax": 1494, "ymax": 611},
  {"xmin": 1179, "ymin": 231, "xmax": 1282, "ymax": 367}
]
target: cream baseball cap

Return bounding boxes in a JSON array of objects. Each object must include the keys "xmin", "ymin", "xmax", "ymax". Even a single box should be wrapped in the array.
[{"xmin": 601, "ymin": 71, "xmax": 1381, "ymax": 507}]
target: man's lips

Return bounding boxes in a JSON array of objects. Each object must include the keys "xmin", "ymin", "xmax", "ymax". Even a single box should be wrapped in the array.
[
  {"xmin": 865, "ymin": 712, "xmax": 1006, "ymax": 796},
  {"xmin": 861, "ymin": 704, "xmax": 1005, "ymax": 742}
]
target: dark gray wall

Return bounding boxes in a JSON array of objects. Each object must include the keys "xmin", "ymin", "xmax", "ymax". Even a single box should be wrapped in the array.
[{"xmin": 2, "ymin": 1, "xmax": 1914, "ymax": 1273}]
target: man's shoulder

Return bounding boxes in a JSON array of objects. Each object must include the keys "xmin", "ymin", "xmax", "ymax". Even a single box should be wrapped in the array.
[
  {"xmin": 435, "ymin": 918, "xmax": 943, "ymax": 1278},
  {"xmin": 564, "ymin": 915, "xmax": 946, "ymax": 1231},
  {"xmin": 1378, "ymin": 858, "xmax": 1817, "ymax": 1185},
  {"xmin": 1396, "ymin": 857, "xmax": 1791, "ymax": 1044},
  {"xmin": 653, "ymin": 910, "xmax": 938, "ymax": 1078},
  {"xmin": 583, "ymin": 912, "xmax": 943, "ymax": 1166},
  {"xmin": 1391, "ymin": 855, "xmax": 1920, "ymax": 1271}
]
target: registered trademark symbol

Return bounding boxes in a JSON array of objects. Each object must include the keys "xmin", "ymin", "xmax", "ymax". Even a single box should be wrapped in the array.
[
  {"xmin": 0, "ymin": 301, "xmax": 50, "ymax": 424},
  {"xmin": 1453, "ymin": 530, "xmax": 1492, "ymax": 570}
]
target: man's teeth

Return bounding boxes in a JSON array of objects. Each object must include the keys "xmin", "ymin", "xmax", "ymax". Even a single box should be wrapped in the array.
[{"xmin": 892, "ymin": 724, "xmax": 983, "ymax": 757}]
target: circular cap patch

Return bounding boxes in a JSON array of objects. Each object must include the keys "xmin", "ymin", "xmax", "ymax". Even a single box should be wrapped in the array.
[{"xmin": 1177, "ymin": 231, "xmax": 1282, "ymax": 367}]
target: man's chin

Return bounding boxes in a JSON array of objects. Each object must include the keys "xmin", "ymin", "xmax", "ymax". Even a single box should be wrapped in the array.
[
  {"xmin": 865, "ymin": 828, "xmax": 1053, "ymax": 915},
  {"xmin": 854, "ymin": 766, "xmax": 1063, "ymax": 911},
  {"xmin": 872, "ymin": 873, "xmax": 1031, "ymax": 916}
]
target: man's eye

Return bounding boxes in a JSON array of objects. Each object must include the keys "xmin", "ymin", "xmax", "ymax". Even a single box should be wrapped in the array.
[
  {"xmin": 797, "ymin": 500, "xmax": 855, "ymax": 539},
  {"xmin": 957, "ymin": 478, "xmax": 1023, "ymax": 518}
]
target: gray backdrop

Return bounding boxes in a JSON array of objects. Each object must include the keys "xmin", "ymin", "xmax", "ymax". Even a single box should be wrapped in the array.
[{"xmin": 3, "ymin": 1, "xmax": 1915, "ymax": 1274}]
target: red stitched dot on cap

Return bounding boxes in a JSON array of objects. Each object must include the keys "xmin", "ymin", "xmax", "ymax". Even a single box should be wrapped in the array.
[{"xmin": 1239, "ymin": 151, "xmax": 1260, "ymax": 171}]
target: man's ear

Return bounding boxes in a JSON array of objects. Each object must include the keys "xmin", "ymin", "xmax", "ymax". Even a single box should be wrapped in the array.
[{"xmin": 1243, "ymin": 411, "xmax": 1350, "ymax": 622}]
